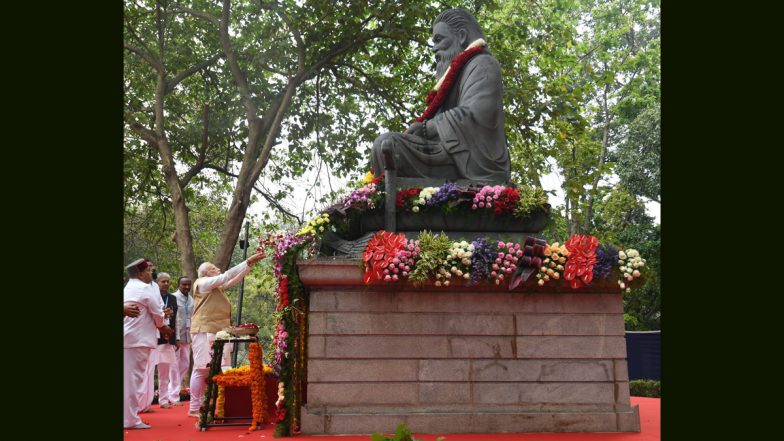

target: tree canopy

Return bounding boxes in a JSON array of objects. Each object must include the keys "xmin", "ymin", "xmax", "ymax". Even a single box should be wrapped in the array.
[{"xmin": 124, "ymin": 0, "xmax": 661, "ymax": 330}]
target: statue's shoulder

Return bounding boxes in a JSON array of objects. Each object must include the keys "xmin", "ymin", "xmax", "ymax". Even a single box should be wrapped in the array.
[{"xmin": 465, "ymin": 52, "xmax": 502, "ymax": 76}]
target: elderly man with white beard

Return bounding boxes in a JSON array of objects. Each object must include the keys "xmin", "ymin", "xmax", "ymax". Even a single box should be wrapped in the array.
[
  {"xmin": 187, "ymin": 251, "xmax": 265, "ymax": 417},
  {"xmin": 370, "ymin": 8, "xmax": 510, "ymax": 183}
]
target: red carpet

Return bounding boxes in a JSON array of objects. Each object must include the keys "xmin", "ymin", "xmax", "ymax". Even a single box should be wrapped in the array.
[{"xmin": 123, "ymin": 397, "xmax": 659, "ymax": 441}]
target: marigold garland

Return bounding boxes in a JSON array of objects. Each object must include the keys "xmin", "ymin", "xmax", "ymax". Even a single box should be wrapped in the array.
[
  {"xmin": 207, "ymin": 344, "xmax": 269, "ymax": 430},
  {"xmin": 248, "ymin": 341, "xmax": 267, "ymax": 430},
  {"xmin": 215, "ymin": 386, "xmax": 225, "ymax": 419}
]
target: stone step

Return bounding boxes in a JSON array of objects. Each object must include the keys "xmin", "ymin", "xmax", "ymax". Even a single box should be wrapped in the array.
[
  {"xmin": 305, "ymin": 381, "xmax": 625, "ymax": 406},
  {"xmin": 308, "ymin": 335, "xmax": 627, "ymax": 359},
  {"xmin": 309, "ymin": 291, "xmax": 623, "ymax": 313},
  {"xmin": 301, "ymin": 405, "xmax": 641, "ymax": 434},
  {"xmin": 307, "ymin": 359, "xmax": 627, "ymax": 383},
  {"xmin": 309, "ymin": 312, "xmax": 625, "ymax": 336}
]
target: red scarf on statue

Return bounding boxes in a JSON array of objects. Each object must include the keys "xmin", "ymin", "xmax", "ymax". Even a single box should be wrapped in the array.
[{"xmin": 416, "ymin": 39, "xmax": 487, "ymax": 123}]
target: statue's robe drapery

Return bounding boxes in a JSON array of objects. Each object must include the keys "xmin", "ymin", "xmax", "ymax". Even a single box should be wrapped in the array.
[{"xmin": 371, "ymin": 53, "xmax": 510, "ymax": 182}]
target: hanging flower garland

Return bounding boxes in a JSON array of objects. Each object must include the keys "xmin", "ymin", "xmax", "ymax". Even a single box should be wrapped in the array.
[
  {"xmin": 271, "ymin": 235, "xmax": 311, "ymax": 438},
  {"xmin": 248, "ymin": 341, "xmax": 267, "ymax": 430}
]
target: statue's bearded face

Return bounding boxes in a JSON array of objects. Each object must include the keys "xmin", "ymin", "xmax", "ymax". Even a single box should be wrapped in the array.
[{"xmin": 432, "ymin": 21, "xmax": 465, "ymax": 78}]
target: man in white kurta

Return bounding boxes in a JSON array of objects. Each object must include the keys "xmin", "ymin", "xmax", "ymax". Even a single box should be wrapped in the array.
[
  {"xmin": 187, "ymin": 252, "xmax": 264, "ymax": 417},
  {"xmin": 170, "ymin": 276, "xmax": 194, "ymax": 405},
  {"xmin": 123, "ymin": 259, "xmax": 172, "ymax": 429},
  {"xmin": 141, "ymin": 272, "xmax": 178, "ymax": 410}
]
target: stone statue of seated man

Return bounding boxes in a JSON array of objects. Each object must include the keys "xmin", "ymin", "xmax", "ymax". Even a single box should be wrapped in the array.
[{"xmin": 370, "ymin": 8, "xmax": 511, "ymax": 184}]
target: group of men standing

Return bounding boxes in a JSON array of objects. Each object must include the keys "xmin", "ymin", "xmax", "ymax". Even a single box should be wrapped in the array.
[{"xmin": 122, "ymin": 252, "xmax": 263, "ymax": 430}]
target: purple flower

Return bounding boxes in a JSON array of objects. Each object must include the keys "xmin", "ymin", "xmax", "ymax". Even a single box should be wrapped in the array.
[
  {"xmin": 593, "ymin": 244, "xmax": 619, "ymax": 280},
  {"xmin": 469, "ymin": 238, "xmax": 495, "ymax": 285},
  {"xmin": 426, "ymin": 183, "xmax": 460, "ymax": 207}
]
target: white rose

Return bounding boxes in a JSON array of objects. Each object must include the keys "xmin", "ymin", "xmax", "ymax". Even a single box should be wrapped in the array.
[
  {"xmin": 412, "ymin": 206, "xmax": 420, "ymax": 212},
  {"xmin": 619, "ymin": 251, "xmax": 627, "ymax": 260}
]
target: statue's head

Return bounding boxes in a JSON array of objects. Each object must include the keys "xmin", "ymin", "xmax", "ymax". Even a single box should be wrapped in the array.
[{"xmin": 432, "ymin": 9, "xmax": 486, "ymax": 77}]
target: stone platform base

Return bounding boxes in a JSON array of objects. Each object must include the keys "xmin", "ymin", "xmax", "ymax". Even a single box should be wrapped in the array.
[
  {"xmin": 301, "ymin": 405, "xmax": 640, "ymax": 434},
  {"xmin": 298, "ymin": 259, "xmax": 641, "ymax": 435}
]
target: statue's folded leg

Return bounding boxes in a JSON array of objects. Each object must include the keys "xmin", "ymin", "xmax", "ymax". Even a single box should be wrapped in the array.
[{"xmin": 372, "ymin": 132, "xmax": 458, "ymax": 179}]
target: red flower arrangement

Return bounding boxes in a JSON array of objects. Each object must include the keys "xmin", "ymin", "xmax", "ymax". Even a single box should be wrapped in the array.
[
  {"xmin": 361, "ymin": 230, "xmax": 408, "ymax": 284},
  {"xmin": 563, "ymin": 235, "xmax": 599, "ymax": 288},
  {"xmin": 396, "ymin": 187, "xmax": 422, "ymax": 211},
  {"xmin": 494, "ymin": 187, "xmax": 520, "ymax": 215}
]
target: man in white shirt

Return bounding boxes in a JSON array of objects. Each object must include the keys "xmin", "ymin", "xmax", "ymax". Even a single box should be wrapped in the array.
[
  {"xmin": 170, "ymin": 276, "xmax": 193, "ymax": 405},
  {"xmin": 141, "ymin": 273, "xmax": 178, "ymax": 410},
  {"xmin": 123, "ymin": 259, "xmax": 173, "ymax": 430}
]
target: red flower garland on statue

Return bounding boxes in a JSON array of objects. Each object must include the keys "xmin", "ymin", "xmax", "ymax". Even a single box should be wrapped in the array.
[
  {"xmin": 563, "ymin": 235, "xmax": 599, "ymax": 289},
  {"xmin": 416, "ymin": 44, "xmax": 486, "ymax": 122},
  {"xmin": 362, "ymin": 230, "xmax": 408, "ymax": 284}
]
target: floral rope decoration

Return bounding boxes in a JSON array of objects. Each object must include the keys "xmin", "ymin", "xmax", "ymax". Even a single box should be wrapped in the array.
[
  {"xmin": 215, "ymin": 386, "xmax": 225, "ymax": 419},
  {"xmin": 248, "ymin": 341, "xmax": 267, "ymax": 430},
  {"xmin": 198, "ymin": 339, "xmax": 227, "ymax": 428},
  {"xmin": 272, "ymin": 237, "xmax": 310, "ymax": 438}
]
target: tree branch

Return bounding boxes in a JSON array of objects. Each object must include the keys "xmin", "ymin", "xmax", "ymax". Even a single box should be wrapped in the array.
[
  {"xmin": 129, "ymin": 121, "xmax": 159, "ymax": 146},
  {"xmin": 255, "ymin": 0, "xmax": 305, "ymax": 72},
  {"xmin": 124, "ymin": 43, "xmax": 164, "ymax": 72},
  {"xmin": 170, "ymin": 4, "xmax": 220, "ymax": 27},
  {"xmin": 330, "ymin": 61, "xmax": 410, "ymax": 119},
  {"xmin": 203, "ymin": 163, "xmax": 301, "ymax": 222},
  {"xmin": 218, "ymin": 0, "xmax": 257, "ymax": 125},
  {"xmin": 124, "ymin": 19, "xmax": 156, "ymax": 60},
  {"xmin": 179, "ymin": 104, "xmax": 211, "ymax": 188},
  {"xmin": 166, "ymin": 53, "xmax": 223, "ymax": 94}
]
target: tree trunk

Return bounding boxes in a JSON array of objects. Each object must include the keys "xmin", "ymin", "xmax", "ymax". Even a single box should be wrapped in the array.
[
  {"xmin": 582, "ymin": 82, "xmax": 611, "ymax": 233},
  {"xmin": 153, "ymin": 65, "xmax": 198, "ymax": 278}
]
